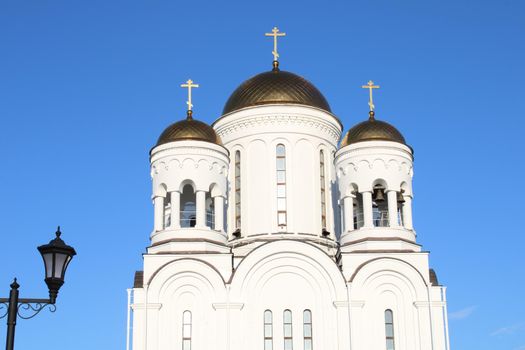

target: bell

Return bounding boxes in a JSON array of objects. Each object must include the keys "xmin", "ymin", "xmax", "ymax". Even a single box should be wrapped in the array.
[
  {"xmin": 397, "ymin": 191, "xmax": 405, "ymax": 203},
  {"xmin": 373, "ymin": 188, "xmax": 385, "ymax": 202}
]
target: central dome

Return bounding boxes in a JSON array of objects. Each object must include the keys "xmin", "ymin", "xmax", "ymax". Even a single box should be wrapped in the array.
[{"xmin": 223, "ymin": 68, "xmax": 331, "ymax": 115}]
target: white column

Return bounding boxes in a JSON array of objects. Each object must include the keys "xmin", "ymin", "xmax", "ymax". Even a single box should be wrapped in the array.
[
  {"xmin": 196, "ymin": 190, "xmax": 206, "ymax": 228},
  {"xmin": 362, "ymin": 191, "xmax": 373, "ymax": 228},
  {"xmin": 343, "ymin": 195, "xmax": 354, "ymax": 232},
  {"xmin": 387, "ymin": 190, "xmax": 399, "ymax": 227},
  {"xmin": 214, "ymin": 195, "xmax": 225, "ymax": 232},
  {"xmin": 170, "ymin": 191, "xmax": 180, "ymax": 229},
  {"xmin": 153, "ymin": 196, "xmax": 165, "ymax": 232},
  {"xmin": 402, "ymin": 195, "xmax": 414, "ymax": 230}
]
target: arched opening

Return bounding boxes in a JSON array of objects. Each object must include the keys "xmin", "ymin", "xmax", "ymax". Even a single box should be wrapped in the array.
[
  {"xmin": 163, "ymin": 192, "xmax": 171, "ymax": 228},
  {"xmin": 372, "ymin": 183, "xmax": 389, "ymax": 227},
  {"xmin": 205, "ymin": 192, "xmax": 214, "ymax": 228},
  {"xmin": 180, "ymin": 184, "xmax": 196, "ymax": 228}
]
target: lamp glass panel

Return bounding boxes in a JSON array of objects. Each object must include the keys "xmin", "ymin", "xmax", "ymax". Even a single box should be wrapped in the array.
[
  {"xmin": 53, "ymin": 252, "xmax": 68, "ymax": 279},
  {"xmin": 42, "ymin": 252, "xmax": 54, "ymax": 278}
]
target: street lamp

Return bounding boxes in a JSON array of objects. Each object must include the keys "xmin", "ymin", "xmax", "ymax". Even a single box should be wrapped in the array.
[{"xmin": 0, "ymin": 227, "xmax": 76, "ymax": 350}]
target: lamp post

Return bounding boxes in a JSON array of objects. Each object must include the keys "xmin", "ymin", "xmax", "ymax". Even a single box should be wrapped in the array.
[{"xmin": 0, "ymin": 227, "xmax": 76, "ymax": 350}]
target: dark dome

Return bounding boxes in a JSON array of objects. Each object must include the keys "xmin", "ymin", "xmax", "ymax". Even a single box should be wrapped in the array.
[
  {"xmin": 340, "ymin": 116, "xmax": 406, "ymax": 147},
  {"xmin": 156, "ymin": 116, "xmax": 222, "ymax": 147},
  {"xmin": 223, "ymin": 68, "xmax": 331, "ymax": 114}
]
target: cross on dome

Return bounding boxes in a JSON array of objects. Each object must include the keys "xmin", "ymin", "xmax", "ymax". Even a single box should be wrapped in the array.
[
  {"xmin": 181, "ymin": 79, "xmax": 199, "ymax": 118},
  {"xmin": 362, "ymin": 80, "xmax": 380, "ymax": 119},
  {"xmin": 265, "ymin": 26, "xmax": 286, "ymax": 69}
]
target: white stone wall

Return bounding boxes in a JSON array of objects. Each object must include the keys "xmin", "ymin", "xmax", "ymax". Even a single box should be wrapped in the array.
[{"xmin": 131, "ymin": 240, "xmax": 449, "ymax": 350}]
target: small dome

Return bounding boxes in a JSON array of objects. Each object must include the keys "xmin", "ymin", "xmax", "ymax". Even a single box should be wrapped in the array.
[
  {"xmin": 156, "ymin": 115, "xmax": 222, "ymax": 147},
  {"xmin": 340, "ymin": 115, "xmax": 406, "ymax": 148},
  {"xmin": 223, "ymin": 67, "xmax": 331, "ymax": 114}
]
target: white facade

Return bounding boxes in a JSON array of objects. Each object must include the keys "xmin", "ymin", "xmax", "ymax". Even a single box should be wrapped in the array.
[{"xmin": 129, "ymin": 78, "xmax": 450, "ymax": 350}]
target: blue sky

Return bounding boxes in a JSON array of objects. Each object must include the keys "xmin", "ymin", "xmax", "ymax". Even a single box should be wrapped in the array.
[{"xmin": 0, "ymin": 0, "xmax": 523, "ymax": 349}]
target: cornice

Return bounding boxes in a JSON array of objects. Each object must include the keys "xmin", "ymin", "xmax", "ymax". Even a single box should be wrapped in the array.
[{"xmin": 214, "ymin": 113, "xmax": 342, "ymax": 145}]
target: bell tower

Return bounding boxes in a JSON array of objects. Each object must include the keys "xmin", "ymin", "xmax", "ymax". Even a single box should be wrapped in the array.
[
  {"xmin": 335, "ymin": 81, "xmax": 417, "ymax": 252},
  {"xmin": 148, "ymin": 80, "xmax": 230, "ymax": 253}
]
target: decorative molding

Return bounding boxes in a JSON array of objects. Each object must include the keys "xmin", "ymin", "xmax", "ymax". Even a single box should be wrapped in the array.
[
  {"xmin": 413, "ymin": 301, "xmax": 446, "ymax": 308},
  {"xmin": 212, "ymin": 302, "xmax": 244, "ymax": 310},
  {"xmin": 333, "ymin": 301, "xmax": 349, "ymax": 308},
  {"xmin": 215, "ymin": 114, "xmax": 341, "ymax": 145},
  {"xmin": 131, "ymin": 303, "xmax": 163, "ymax": 310},
  {"xmin": 350, "ymin": 301, "xmax": 365, "ymax": 308}
]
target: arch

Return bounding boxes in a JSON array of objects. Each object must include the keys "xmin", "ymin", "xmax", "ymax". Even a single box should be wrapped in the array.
[
  {"xmin": 155, "ymin": 183, "xmax": 168, "ymax": 197},
  {"xmin": 209, "ymin": 183, "xmax": 222, "ymax": 197},
  {"xmin": 349, "ymin": 257, "xmax": 428, "ymax": 301},
  {"xmin": 372, "ymin": 178, "xmax": 388, "ymax": 189},
  {"xmin": 344, "ymin": 183, "xmax": 358, "ymax": 198},
  {"xmin": 179, "ymin": 179, "xmax": 196, "ymax": 193},
  {"xmin": 230, "ymin": 240, "xmax": 347, "ymax": 301},
  {"xmin": 147, "ymin": 258, "xmax": 227, "ymax": 300}
]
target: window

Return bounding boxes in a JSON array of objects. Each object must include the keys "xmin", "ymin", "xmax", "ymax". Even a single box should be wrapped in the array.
[
  {"xmin": 276, "ymin": 145, "xmax": 287, "ymax": 229},
  {"xmin": 319, "ymin": 151, "xmax": 327, "ymax": 229},
  {"xmin": 384, "ymin": 310, "xmax": 395, "ymax": 350},
  {"xmin": 283, "ymin": 310, "xmax": 293, "ymax": 350},
  {"xmin": 235, "ymin": 151, "xmax": 241, "ymax": 229},
  {"xmin": 182, "ymin": 311, "xmax": 192, "ymax": 350},
  {"xmin": 264, "ymin": 310, "xmax": 273, "ymax": 350},
  {"xmin": 303, "ymin": 310, "xmax": 313, "ymax": 350}
]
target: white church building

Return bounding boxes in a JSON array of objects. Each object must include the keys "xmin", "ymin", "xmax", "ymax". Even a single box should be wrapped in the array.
[{"xmin": 128, "ymin": 29, "xmax": 450, "ymax": 350}]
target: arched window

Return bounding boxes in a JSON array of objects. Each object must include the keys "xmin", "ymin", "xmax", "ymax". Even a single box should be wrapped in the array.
[
  {"xmin": 276, "ymin": 145, "xmax": 287, "ymax": 229},
  {"xmin": 182, "ymin": 310, "xmax": 192, "ymax": 350},
  {"xmin": 384, "ymin": 309, "xmax": 395, "ymax": 350},
  {"xmin": 303, "ymin": 310, "xmax": 313, "ymax": 350},
  {"xmin": 180, "ymin": 184, "xmax": 196, "ymax": 228},
  {"xmin": 264, "ymin": 310, "xmax": 273, "ymax": 350},
  {"xmin": 283, "ymin": 309, "xmax": 293, "ymax": 350},
  {"xmin": 235, "ymin": 151, "xmax": 241, "ymax": 229},
  {"xmin": 320, "ymin": 150, "xmax": 327, "ymax": 229}
]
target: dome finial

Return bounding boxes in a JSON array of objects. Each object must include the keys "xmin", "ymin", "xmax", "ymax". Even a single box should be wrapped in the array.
[
  {"xmin": 265, "ymin": 27, "xmax": 286, "ymax": 69},
  {"xmin": 181, "ymin": 79, "xmax": 199, "ymax": 119},
  {"xmin": 362, "ymin": 80, "xmax": 380, "ymax": 119}
]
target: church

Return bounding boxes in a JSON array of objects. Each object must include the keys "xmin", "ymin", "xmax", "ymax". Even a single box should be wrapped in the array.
[{"xmin": 127, "ymin": 28, "xmax": 451, "ymax": 350}]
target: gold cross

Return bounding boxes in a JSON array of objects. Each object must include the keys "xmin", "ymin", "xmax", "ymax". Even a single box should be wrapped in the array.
[
  {"xmin": 180, "ymin": 79, "xmax": 199, "ymax": 112},
  {"xmin": 362, "ymin": 80, "xmax": 380, "ymax": 113},
  {"xmin": 265, "ymin": 27, "xmax": 286, "ymax": 62}
]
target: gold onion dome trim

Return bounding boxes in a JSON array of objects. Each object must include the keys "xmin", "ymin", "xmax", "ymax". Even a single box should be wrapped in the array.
[
  {"xmin": 156, "ymin": 112, "xmax": 223, "ymax": 147},
  {"xmin": 340, "ymin": 111, "xmax": 406, "ymax": 148},
  {"xmin": 222, "ymin": 66, "xmax": 332, "ymax": 115}
]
